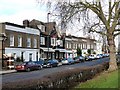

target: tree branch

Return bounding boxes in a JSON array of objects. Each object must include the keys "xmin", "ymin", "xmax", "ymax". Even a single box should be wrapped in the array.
[
  {"xmin": 114, "ymin": 29, "xmax": 120, "ymax": 32},
  {"xmin": 88, "ymin": 23, "xmax": 99, "ymax": 33},
  {"xmin": 79, "ymin": 1, "xmax": 108, "ymax": 30},
  {"xmin": 114, "ymin": 31, "xmax": 120, "ymax": 37},
  {"xmin": 90, "ymin": 28, "xmax": 107, "ymax": 36},
  {"xmin": 108, "ymin": 1, "xmax": 112, "ymax": 24},
  {"xmin": 111, "ymin": 1, "xmax": 120, "ymax": 32}
]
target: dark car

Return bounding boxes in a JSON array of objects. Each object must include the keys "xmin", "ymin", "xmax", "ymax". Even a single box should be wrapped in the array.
[
  {"xmin": 34, "ymin": 58, "xmax": 44, "ymax": 67},
  {"xmin": 74, "ymin": 57, "xmax": 80, "ymax": 63},
  {"xmin": 61, "ymin": 58, "xmax": 75, "ymax": 65},
  {"xmin": 15, "ymin": 61, "xmax": 42, "ymax": 72},
  {"xmin": 43, "ymin": 59, "xmax": 59, "ymax": 68},
  {"xmin": 74, "ymin": 56, "xmax": 85, "ymax": 63}
]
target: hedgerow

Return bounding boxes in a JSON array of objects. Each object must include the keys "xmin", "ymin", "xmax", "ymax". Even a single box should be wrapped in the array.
[{"xmin": 2, "ymin": 62, "xmax": 109, "ymax": 90}]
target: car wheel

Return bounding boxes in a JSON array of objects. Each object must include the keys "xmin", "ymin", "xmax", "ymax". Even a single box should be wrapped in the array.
[
  {"xmin": 50, "ymin": 65, "xmax": 52, "ymax": 68},
  {"xmin": 26, "ymin": 68, "xmax": 30, "ymax": 72},
  {"xmin": 57, "ymin": 64, "xmax": 59, "ymax": 67},
  {"xmin": 69, "ymin": 62, "xmax": 71, "ymax": 65},
  {"xmin": 39, "ymin": 66, "xmax": 42, "ymax": 70}
]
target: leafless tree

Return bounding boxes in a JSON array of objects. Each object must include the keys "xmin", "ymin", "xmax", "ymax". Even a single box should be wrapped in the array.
[{"xmin": 38, "ymin": 0, "xmax": 120, "ymax": 71}]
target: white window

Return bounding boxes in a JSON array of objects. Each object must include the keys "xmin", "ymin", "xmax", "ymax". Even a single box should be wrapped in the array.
[
  {"xmin": 29, "ymin": 53, "xmax": 32, "ymax": 61},
  {"xmin": 40, "ymin": 37, "xmax": 45, "ymax": 45},
  {"xmin": 10, "ymin": 35, "xmax": 14, "ymax": 46},
  {"xmin": 34, "ymin": 38, "xmax": 37, "ymax": 48},
  {"xmin": 83, "ymin": 43, "xmax": 85, "ymax": 49},
  {"xmin": 51, "ymin": 38, "xmax": 54, "ymax": 46},
  {"xmin": 75, "ymin": 44, "xmax": 77, "ymax": 49},
  {"xmin": 51, "ymin": 38, "xmax": 56, "ymax": 46},
  {"xmin": 85, "ymin": 44, "xmax": 87, "ymax": 49},
  {"xmin": 87, "ymin": 44, "xmax": 90, "ymax": 49},
  {"xmin": 82, "ymin": 43, "xmax": 83, "ymax": 49},
  {"xmin": 60, "ymin": 40, "xmax": 63, "ymax": 47},
  {"xmin": 56, "ymin": 40, "xmax": 61, "ymax": 46},
  {"xmin": 66, "ymin": 42, "xmax": 69, "ymax": 48},
  {"xmin": 41, "ymin": 25, "xmax": 45, "ymax": 32},
  {"xmin": 80, "ymin": 44, "xmax": 82, "ymax": 49},
  {"xmin": 73, "ymin": 43, "xmax": 75, "ymax": 49},
  {"xmin": 38, "ymin": 25, "xmax": 45, "ymax": 32},
  {"xmin": 69, "ymin": 43, "xmax": 71, "ymax": 48},
  {"xmin": 78, "ymin": 44, "xmax": 80, "ymax": 48},
  {"xmin": 91, "ymin": 44, "xmax": 93, "ymax": 49},
  {"xmin": 36, "ymin": 52, "xmax": 38, "ymax": 61},
  {"xmin": 27, "ymin": 38, "xmax": 31, "ymax": 47},
  {"xmin": 18, "ymin": 36, "xmax": 22, "ymax": 47}
]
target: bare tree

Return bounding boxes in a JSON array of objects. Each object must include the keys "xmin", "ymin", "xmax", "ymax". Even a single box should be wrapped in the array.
[{"xmin": 39, "ymin": 0, "xmax": 120, "ymax": 71}]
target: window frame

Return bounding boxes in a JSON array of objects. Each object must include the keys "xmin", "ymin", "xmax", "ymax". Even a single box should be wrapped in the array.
[
  {"xmin": 18, "ymin": 35, "xmax": 22, "ymax": 47},
  {"xmin": 27, "ymin": 37, "xmax": 31, "ymax": 47},
  {"xmin": 40, "ymin": 37, "xmax": 45, "ymax": 45},
  {"xmin": 33, "ymin": 38, "xmax": 37, "ymax": 48},
  {"xmin": 10, "ymin": 35, "xmax": 14, "ymax": 46}
]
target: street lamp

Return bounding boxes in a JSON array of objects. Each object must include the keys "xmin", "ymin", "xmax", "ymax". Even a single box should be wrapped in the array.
[
  {"xmin": 0, "ymin": 33, "xmax": 7, "ymax": 68},
  {"xmin": 47, "ymin": 12, "xmax": 51, "ymax": 60}
]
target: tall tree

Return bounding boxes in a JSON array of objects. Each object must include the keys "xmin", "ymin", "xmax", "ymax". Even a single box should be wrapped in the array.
[
  {"xmin": 40, "ymin": 0, "xmax": 120, "ymax": 71},
  {"xmin": 77, "ymin": 48, "xmax": 82, "ymax": 56},
  {"xmin": 87, "ymin": 49, "xmax": 92, "ymax": 55}
]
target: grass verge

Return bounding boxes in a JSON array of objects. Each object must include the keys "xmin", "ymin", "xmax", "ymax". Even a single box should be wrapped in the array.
[{"xmin": 74, "ymin": 69, "xmax": 119, "ymax": 88}]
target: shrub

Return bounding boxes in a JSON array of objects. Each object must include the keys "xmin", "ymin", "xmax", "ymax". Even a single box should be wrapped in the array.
[{"xmin": 16, "ymin": 57, "xmax": 23, "ymax": 62}]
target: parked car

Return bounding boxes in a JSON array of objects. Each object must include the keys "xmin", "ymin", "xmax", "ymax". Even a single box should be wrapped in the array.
[
  {"xmin": 96, "ymin": 54, "xmax": 103, "ymax": 59},
  {"xmin": 74, "ymin": 57, "xmax": 80, "ymax": 63},
  {"xmin": 15, "ymin": 61, "xmax": 42, "ymax": 72},
  {"xmin": 74, "ymin": 56, "xmax": 85, "ymax": 63},
  {"xmin": 79, "ymin": 56, "xmax": 85, "ymax": 62},
  {"xmin": 103, "ymin": 53, "xmax": 109, "ymax": 57},
  {"xmin": 61, "ymin": 58, "xmax": 75, "ymax": 65},
  {"xmin": 34, "ymin": 58, "xmax": 44, "ymax": 67},
  {"xmin": 87, "ymin": 55, "xmax": 96, "ymax": 61},
  {"xmin": 43, "ymin": 59, "xmax": 59, "ymax": 68}
]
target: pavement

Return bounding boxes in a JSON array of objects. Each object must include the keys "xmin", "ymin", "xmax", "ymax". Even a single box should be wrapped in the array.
[{"xmin": 0, "ymin": 70, "xmax": 16, "ymax": 75}]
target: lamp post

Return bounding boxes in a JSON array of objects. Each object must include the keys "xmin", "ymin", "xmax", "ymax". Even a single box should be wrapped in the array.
[
  {"xmin": 47, "ymin": 12, "xmax": 51, "ymax": 60},
  {"xmin": 0, "ymin": 33, "xmax": 7, "ymax": 68}
]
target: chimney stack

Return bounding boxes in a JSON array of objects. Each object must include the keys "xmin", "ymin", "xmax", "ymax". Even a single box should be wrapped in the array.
[{"xmin": 23, "ymin": 20, "xmax": 29, "ymax": 27}]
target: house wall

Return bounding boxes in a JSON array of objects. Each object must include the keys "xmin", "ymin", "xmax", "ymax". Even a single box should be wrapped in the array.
[
  {"xmin": 5, "ymin": 48, "xmax": 39, "ymax": 61},
  {"xmin": 2, "ymin": 23, "xmax": 40, "ymax": 62},
  {"xmin": 65, "ymin": 36, "xmax": 97, "ymax": 58},
  {"xmin": 0, "ymin": 23, "xmax": 5, "ymax": 61}
]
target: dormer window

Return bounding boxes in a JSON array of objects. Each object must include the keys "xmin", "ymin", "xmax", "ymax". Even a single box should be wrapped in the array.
[{"xmin": 37, "ymin": 25, "xmax": 45, "ymax": 32}]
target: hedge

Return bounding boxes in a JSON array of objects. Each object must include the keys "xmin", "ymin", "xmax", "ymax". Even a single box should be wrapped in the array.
[{"xmin": 2, "ymin": 62, "xmax": 109, "ymax": 90}]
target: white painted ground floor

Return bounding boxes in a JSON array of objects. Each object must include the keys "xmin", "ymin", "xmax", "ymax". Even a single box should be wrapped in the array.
[{"xmin": 5, "ymin": 47, "xmax": 40, "ymax": 62}]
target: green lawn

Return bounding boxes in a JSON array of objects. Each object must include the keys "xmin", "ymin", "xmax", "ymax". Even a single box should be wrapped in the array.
[{"xmin": 74, "ymin": 69, "xmax": 119, "ymax": 88}]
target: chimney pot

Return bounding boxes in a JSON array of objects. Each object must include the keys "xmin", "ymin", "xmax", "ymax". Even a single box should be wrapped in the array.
[{"xmin": 23, "ymin": 20, "xmax": 29, "ymax": 27}]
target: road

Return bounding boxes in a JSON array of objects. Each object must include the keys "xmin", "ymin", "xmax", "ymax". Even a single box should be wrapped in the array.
[{"xmin": 2, "ymin": 57, "xmax": 109, "ymax": 84}]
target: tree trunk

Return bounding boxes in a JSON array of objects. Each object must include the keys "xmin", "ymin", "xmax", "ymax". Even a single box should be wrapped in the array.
[{"xmin": 108, "ymin": 35, "xmax": 118, "ymax": 72}]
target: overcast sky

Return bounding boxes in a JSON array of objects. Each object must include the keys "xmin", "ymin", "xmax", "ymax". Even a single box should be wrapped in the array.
[
  {"xmin": 0, "ymin": 0, "xmax": 99, "ymax": 38},
  {"xmin": 0, "ymin": 0, "xmax": 48, "ymax": 25},
  {"xmin": 0, "ymin": 0, "xmax": 83, "ymax": 36}
]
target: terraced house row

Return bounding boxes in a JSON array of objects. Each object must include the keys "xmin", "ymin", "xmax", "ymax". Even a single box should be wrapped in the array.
[{"xmin": 0, "ymin": 19, "xmax": 97, "ymax": 68}]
